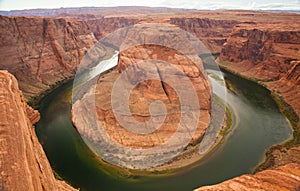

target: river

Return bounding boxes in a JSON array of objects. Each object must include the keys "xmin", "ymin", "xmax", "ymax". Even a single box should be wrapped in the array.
[{"xmin": 35, "ymin": 56, "xmax": 292, "ymax": 191}]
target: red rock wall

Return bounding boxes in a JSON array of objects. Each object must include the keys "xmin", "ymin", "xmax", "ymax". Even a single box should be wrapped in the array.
[
  {"xmin": 0, "ymin": 70, "xmax": 77, "ymax": 191},
  {"xmin": 170, "ymin": 17, "xmax": 240, "ymax": 53},
  {"xmin": 220, "ymin": 24, "xmax": 300, "ymax": 81},
  {"xmin": 0, "ymin": 15, "xmax": 137, "ymax": 101},
  {"xmin": 219, "ymin": 23, "xmax": 300, "ymax": 116}
]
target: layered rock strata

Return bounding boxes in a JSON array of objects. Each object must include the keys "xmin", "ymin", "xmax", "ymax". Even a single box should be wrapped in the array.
[
  {"xmin": 0, "ymin": 70, "xmax": 77, "ymax": 191},
  {"xmin": 219, "ymin": 23, "xmax": 300, "ymax": 120},
  {"xmin": 219, "ymin": 22, "xmax": 300, "ymax": 170},
  {"xmin": 170, "ymin": 18, "xmax": 240, "ymax": 53},
  {"xmin": 0, "ymin": 15, "xmax": 137, "ymax": 102},
  {"xmin": 72, "ymin": 24, "xmax": 212, "ymax": 168}
]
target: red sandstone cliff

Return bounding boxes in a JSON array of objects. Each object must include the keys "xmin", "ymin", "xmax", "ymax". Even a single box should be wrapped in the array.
[
  {"xmin": 219, "ymin": 20, "xmax": 300, "ymax": 172},
  {"xmin": 0, "ymin": 70, "xmax": 77, "ymax": 191},
  {"xmin": 0, "ymin": 15, "xmax": 137, "ymax": 102},
  {"xmin": 219, "ymin": 22, "xmax": 300, "ymax": 124},
  {"xmin": 1, "ymin": 9, "xmax": 300, "ymax": 190},
  {"xmin": 170, "ymin": 17, "xmax": 240, "ymax": 53},
  {"xmin": 0, "ymin": 15, "xmax": 96, "ymax": 101},
  {"xmin": 220, "ymin": 23, "xmax": 300, "ymax": 81}
]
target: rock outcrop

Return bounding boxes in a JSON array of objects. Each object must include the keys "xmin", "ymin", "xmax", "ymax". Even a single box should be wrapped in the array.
[
  {"xmin": 72, "ymin": 24, "xmax": 212, "ymax": 169},
  {"xmin": 0, "ymin": 70, "xmax": 77, "ymax": 191},
  {"xmin": 195, "ymin": 163, "xmax": 300, "ymax": 191},
  {"xmin": 97, "ymin": 44, "xmax": 211, "ymax": 148}
]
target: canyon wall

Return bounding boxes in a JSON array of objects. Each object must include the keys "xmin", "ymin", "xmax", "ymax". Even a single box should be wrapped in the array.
[
  {"xmin": 0, "ymin": 15, "xmax": 96, "ymax": 101},
  {"xmin": 0, "ymin": 9, "xmax": 299, "ymax": 190},
  {"xmin": 220, "ymin": 23, "xmax": 300, "ymax": 81},
  {"xmin": 72, "ymin": 24, "xmax": 212, "ymax": 169},
  {"xmin": 219, "ymin": 23, "xmax": 300, "ymax": 117},
  {"xmin": 0, "ymin": 15, "xmax": 137, "ymax": 102},
  {"xmin": 170, "ymin": 17, "xmax": 240, "ymax": 53},
  {"xmin": 219, "ymin": 21, "xmax": 300, "ymax": 171},
  {"xmin": 0, "ymin": 70, "xmax": 77, "ymax": 191}
]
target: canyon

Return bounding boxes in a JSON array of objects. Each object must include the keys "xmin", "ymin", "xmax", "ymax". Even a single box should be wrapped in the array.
[
  {"xmin": 0, "ymin": 15, "xmax": 138, "ymax": 103},
  {"xmin": 72, "ymin": 40, "xmax": 212, "ymax": 168},
  {"xmin": 0, "ymin": 7, "xmax": 299, "ymax": 190}
]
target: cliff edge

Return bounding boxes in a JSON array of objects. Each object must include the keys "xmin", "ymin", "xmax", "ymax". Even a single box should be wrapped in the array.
[
  {"xmin": 195, "ymin": 163, "xmax": 300, "ymax": 191},
  {"xmin": 0, "ymin": 70, "xmax": 77, "ymax": 191}
]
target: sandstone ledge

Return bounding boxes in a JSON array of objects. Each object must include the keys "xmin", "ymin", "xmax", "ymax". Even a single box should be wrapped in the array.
[{"xmin": 195, "ymin": 163, "xmax": 300, "ymax": 191}]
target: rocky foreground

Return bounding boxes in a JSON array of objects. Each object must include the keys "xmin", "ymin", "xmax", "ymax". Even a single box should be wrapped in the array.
[
  {"xmin": 195, "ymin": 163, "xmax": 300, "ymax": 191},
  {"xmin": 0, "ymin": 70, "xmax": 77, "ymax": 191}
]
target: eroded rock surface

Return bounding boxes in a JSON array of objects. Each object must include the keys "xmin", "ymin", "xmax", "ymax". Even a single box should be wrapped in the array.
[
  {"xmin": 72, "ymin": 25, "xmax": 212, "ymax": 168},
  {"xmin": 170, "ymin": 17, "xmax": 239, "ymax": 53},
  {"xmin": 220, "ymin": 23, "xmax": 300, "ymax": 81},
  {"xmin": 218, "ymin": 21, "xmax": 300, "ymax": 171},
  {"xmin": 195, "ymin": 163, "xmax": 300, "ymax": 191},
  {"xmin": 98, "ymin": 45, "xmax": 211, "ymax": 148},
  {"xmin": 0, "ymin": 70, "xmax": 77, "ymax": 191},
  {"xmin": 1, "ymin": 8, "xmax": 300, "ymax": 189},
  {"xmin": 0, "ymin": 15, "xmax": 137, "ymax": 102}
]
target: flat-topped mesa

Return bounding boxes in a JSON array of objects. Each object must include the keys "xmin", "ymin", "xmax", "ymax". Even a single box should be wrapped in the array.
[{"xmin": 0, "ymin": 70, "xmax": 77, "ymax": 191}]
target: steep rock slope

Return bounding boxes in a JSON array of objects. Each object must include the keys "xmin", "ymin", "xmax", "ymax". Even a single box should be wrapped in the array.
[
  {"xmin": 219, "ymin": 22, "xmax": 300, "ymax": 123},
  {"xmin": 0, "ymin": 70, "xmax": 77, "ymax": 191},
  {"xmin": 219, "ymin": 21, "xmax": 300, "ymax": 170},
  {"xmin": 0, "ymin": 15, "xmax": 137, "ymax": 102},
  {"xmin": 220, "ymin": 23, "xmax": 300, "ymax": 81},
  {"xmin": 170, "ymin": 17, "xmax": 239, "ymax": 53}
]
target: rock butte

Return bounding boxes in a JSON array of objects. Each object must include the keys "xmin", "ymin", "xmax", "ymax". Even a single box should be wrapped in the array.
[
  {"xmin": 0, "ymin": 7, "xmax": 299, "ymax": 190},
  {"xmin": 72, "ymin": 44, "xmax": 211, "ymax": 149},
  {"xmin": 0, "ymin": 70, "xmax": 77, "ymax": 191}
]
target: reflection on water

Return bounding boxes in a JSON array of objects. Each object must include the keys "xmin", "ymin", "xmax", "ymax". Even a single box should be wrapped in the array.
[{"xmin": 36, "ymin": 64, "xmax": 292, "ymax": 191}]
